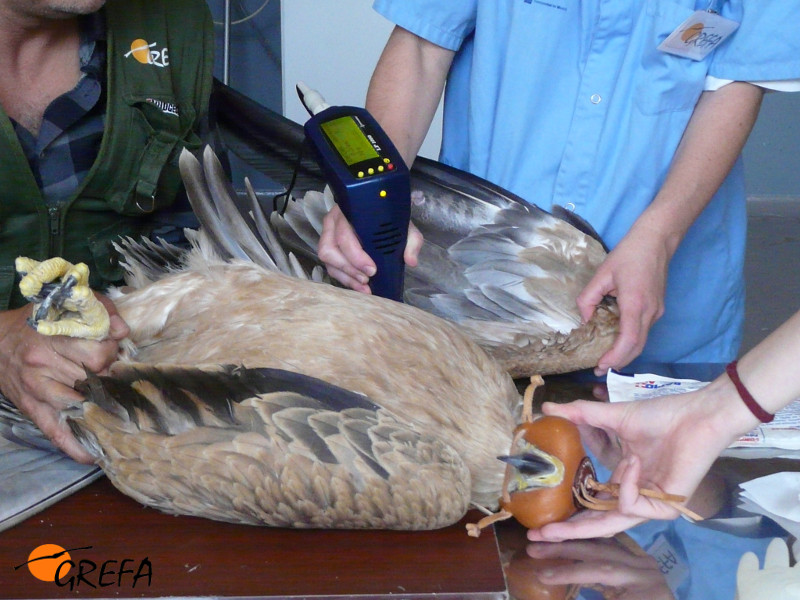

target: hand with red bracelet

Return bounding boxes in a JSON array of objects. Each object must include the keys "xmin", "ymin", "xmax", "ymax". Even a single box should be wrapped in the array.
[{"xmin": 527, "ymin": 309, "xmax": 800, "ymax": 541}]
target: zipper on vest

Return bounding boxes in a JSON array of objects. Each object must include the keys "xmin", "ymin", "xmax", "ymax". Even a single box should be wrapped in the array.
[{"xmin": 48, "ymin": 206, "xmax": 61, "ymax": 256}]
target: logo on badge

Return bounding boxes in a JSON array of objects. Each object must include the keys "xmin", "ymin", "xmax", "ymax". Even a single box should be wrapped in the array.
[
  {"xmin": 680, "ymin": 22, "xmax": 705, "ymax": 43},
  {"xmin": 125, "ymin": 38, "xmax": 170, "ymax": 68},
  {"xmin": 657, "ymin": 11, "xmax": 740, "ymax": 61}
]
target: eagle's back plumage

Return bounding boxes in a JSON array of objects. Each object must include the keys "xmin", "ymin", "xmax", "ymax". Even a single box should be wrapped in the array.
[{"xmin": 109, "ymin": 248, "xmax": 520, "ymax": 509}]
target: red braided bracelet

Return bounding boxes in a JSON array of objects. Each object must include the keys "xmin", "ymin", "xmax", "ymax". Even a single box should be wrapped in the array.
[{"xmin": 726, "ymin": 360, "xmax": 774, "ymax": 423}]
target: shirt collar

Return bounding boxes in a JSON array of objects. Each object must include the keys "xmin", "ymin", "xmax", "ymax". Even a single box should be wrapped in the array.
[{"xmin": 78, "ymin": 10, "xmax": 107, "ymax": 76}]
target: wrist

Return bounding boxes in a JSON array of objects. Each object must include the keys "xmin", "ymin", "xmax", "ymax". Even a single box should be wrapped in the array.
[
  {"xmin": 0, "ymin": 306, "xmax": 32, "ymax": 359},
  {"xmin": 726, "ymin": 361, "xmax": 774, "ymax": 423},
  {"xmin": 703, "ymin": 374, "xmax": 762, "ymax": 446},
  {"xmin": 0, "ymin": 309, "xmax": 18, "ymax": 353},
  {"xmin": 625, "ymin": 217, "xmax": 682, "ymax": 262}
]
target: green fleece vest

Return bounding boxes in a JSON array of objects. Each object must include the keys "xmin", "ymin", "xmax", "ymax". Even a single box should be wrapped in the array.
[{"xmin": 0, "ymin": 0, "xmax": 214, "ymax": 309}]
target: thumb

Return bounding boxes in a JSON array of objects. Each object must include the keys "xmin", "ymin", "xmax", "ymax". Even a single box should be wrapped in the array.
[
  {"xmin": 404, "ymin": 222, "xmax": 424, "ymax": 267},
  {"xmin": 542, "ymin": 399, "xmax": 623, "ymax": 431},
  {"xmin": 577, "ymin": 273, "xmax": 613, "ymax": 324},
  {"xmin": 108, "ymin": 314, "xmax": 130, "ymax": 340},
  {"xmin": 96, "ymin": 294, "xmax": 130, "ymax": 340}
]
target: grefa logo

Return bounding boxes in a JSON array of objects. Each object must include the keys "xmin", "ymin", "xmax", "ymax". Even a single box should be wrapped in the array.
[
  {"xmin": 14, "ymin": 544, "xmax": 152, "ymax": 590},
  {"xmin": 124, "ymin": 38, "xmax": 170, "ymax": 68}
]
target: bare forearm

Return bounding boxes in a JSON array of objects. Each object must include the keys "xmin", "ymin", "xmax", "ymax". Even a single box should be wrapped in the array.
[
  {"xmin": 734, "ymin": 309, "xmax": 800, "ymax": 414},
  {"xmin": 0, "ymin": 307, "xmax": 30, "ymax": 389},
  {"xmin": 698, "ymin": 308, "xmax": 800, "ymax": 451},
  {"xmin": 365, "ymin": 26, "xmax": 454, "ymax": 167},
  {"xmin": 629, "ymin": 82, "xmax": 764, "ymax": 257}
]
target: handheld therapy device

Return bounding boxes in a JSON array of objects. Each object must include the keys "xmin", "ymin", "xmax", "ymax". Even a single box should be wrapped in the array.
[{"xmin": 297, "ymin": 82, "xmax": 410, "ymax": 302}]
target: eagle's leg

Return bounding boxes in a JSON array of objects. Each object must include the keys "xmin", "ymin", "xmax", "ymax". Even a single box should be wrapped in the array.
[{"xmin": 15, "ymin": 257, "xmax": 110, "ymax": 341}]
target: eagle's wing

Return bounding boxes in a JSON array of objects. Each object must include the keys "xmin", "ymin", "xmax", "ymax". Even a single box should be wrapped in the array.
[
  {"xmin": 207, "ymin": 84, "xmax": 619, "ymax": 376},
  {"xmin": 66, "ymin": 363, "xmax": 471, "ymax": 530}
]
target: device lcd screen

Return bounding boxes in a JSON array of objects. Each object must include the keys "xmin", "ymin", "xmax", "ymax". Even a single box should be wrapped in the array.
[{"xmin": 321, "ymin": 116, "xmax": 379, "ymax": 166}]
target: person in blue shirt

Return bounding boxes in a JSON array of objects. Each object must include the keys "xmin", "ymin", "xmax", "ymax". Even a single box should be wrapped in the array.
[{"xmin": 317, "ymin": 1, "xmax": 798, "ymax": 374}]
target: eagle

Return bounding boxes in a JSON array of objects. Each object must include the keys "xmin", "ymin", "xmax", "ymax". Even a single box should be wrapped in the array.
[{"xmin": 6, "ymin": 137, "xmax": 626, "ymax": 531}]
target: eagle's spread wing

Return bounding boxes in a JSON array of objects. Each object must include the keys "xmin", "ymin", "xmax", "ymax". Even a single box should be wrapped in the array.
[{"xmin": 207, "ymin": 84, "xmax": 619, "ymax": 376}]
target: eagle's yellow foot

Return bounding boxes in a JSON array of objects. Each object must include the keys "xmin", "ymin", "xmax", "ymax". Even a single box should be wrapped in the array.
[{"xmin": 15, "ymin": 257, "xmax": 110, "ymax": 341}]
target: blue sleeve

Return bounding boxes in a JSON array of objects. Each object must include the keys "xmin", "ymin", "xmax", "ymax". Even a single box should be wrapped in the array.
[
  {"xmin": 710, "ymin": 1, "xmax": 800, "ymax": 81},
  {"xmin": 372, "ymin": 0, "xmax": 477, "ymax": 51}
]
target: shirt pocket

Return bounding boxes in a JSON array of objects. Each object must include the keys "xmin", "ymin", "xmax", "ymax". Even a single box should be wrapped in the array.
[
  {"xmin": 635, "ymin": 0, "xmax": 710, "ymax": 115},
  {"xmin": 110, "ymin": 94, "xmax": 198, "ymax": 216}
]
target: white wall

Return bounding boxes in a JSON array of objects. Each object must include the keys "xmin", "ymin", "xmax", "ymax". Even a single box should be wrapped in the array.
[{"xmin": 281, "ymin": 0, "xmax": 443, "ymax": 159}]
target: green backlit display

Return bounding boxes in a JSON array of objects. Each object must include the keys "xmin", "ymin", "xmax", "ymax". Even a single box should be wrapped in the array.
[{"xmin": 321, "ymin": 116, "xmax": 379, "ymax": 166}]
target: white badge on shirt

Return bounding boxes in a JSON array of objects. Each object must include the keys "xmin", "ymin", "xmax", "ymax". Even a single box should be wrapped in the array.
[
  {"xmin": 657, "ymin": 11, "xmax": 740, "ymax": 61},
  {"xmin": 648, "ymin": 534, "xmax": 690, "ymax": 595}
]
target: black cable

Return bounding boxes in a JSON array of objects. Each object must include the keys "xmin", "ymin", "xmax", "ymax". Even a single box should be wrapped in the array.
[{"xmin": 272, "ymin": 144, "xmax": 306, "ymax": 216}]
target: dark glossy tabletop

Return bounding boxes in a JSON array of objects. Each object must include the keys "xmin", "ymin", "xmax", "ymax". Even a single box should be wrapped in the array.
[
  {"xmin": 1, "ymin": 476, "xmax": 507, "ymax": 599},
  {"xmin": 2, "ymin": 368, "xmax": 797, "ymax": 600}
]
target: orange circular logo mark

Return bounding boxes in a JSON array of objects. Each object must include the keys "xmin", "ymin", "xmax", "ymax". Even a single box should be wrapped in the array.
[
  {"xmin": 27, "ymin": 544, "xmax": 72, "ymax": 582},
  {"xmin": 681, "ymin": 22, "xmax": 704, "ymax": 42},
  {"xmin": 129, "ymin": 39, "xmax": 152, "ymax": 64}
]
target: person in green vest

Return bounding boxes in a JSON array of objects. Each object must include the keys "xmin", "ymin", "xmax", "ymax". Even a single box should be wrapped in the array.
[{"xmin": 0, "ymin": 0, "xmax": 214, "ymax": 460}]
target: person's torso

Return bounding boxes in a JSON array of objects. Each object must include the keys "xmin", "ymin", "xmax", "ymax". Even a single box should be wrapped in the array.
[
  {"xmin": 440, "ymin": 0, "xmax": 740, "ymax": 245},
  {"xmin": 0, "ymin": 0, "xmax": 214, "ymax": 309}
]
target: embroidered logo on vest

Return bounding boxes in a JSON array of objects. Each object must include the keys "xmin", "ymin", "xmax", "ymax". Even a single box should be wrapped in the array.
[
  {"xmin": 145, "ymin": 98, "xmax": 180, "ymax": 117},
  {"xmin": 124, "ymin": 39, "xmax": 170, "ymax": 68}
]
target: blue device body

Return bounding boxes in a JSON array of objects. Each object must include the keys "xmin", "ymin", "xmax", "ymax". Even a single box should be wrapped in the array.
[{"xmin": 303, "ymin": 105, "xmax": 410, "ymax": 301}]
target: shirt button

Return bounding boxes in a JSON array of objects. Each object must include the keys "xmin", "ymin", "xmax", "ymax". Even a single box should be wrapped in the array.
[{"xmin": 590, "ymin": 94, "xmax": 602, "ymax": 104}]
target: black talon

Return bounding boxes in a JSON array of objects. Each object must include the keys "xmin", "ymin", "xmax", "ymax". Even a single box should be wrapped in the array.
[{"xmin": 28, "ymin": 274, "xmax": 79, "ymax": 328}]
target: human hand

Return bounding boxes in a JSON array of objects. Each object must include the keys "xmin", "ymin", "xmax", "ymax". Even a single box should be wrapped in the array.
[
  {"xmin": 526, "ymin": 388, "xmax": 736, "ymax": 541},
  {"xmin": 577, "ymin": 227, "xmax": 669, "ymax": 375},
  {"xmin": 317, "ymin": 203, "xmax": 424, "ymax": 293},
  {"xmin": 0, "ymin": 294, "xmax": 129, "ymax": 462},
  {"xmin": 516, "ymin": 538, "xmax": 674, "ymax": 600}
]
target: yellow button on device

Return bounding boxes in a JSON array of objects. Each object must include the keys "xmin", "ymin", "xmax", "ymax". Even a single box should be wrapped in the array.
[
  {"xmin": 368, "ymin": 168, "xmax": 375, "ymax": 175},
  {"xmin": 379, "ymin": 190, "xmax": 387, "ymax": 198},
  {"xmin": 357, "ymin": 171, "xmax": 364, "ymax": 178}
]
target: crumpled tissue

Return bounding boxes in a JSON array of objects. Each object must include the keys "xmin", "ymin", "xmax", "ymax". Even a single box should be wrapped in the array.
[{"xmin": 739, "ymin": 472, "xmax": 800, "ymax": 541}]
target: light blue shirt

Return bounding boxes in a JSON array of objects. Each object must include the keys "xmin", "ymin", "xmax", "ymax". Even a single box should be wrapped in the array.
[{"xmin": 373, "ymin": 0, "xmax": 799, "ymax": 364}]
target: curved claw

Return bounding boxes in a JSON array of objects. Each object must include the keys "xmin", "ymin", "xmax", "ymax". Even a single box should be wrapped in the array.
[
  {"xmin": 16, "ymin": 257, "xmax": 110, "ymax": 341},
  {"xmin": 30, "ymin": 275, "xmax": 79, "ymax": 324}
]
